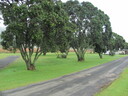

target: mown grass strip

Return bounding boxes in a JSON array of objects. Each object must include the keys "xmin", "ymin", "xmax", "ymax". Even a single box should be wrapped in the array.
[{"xmin": 96, "ymin": 68, "xmax": 128, "ymax": 96}]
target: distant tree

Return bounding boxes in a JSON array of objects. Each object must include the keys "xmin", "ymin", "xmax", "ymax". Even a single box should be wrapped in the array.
[
  {"xmin": 64, "ymin": 0, "xmax": 90, "ymax": 61},
  {"xmin": 0, "ymin": 0, "xmax": 69, "ymax": 70},
  {"xmin": 0, "ymin": 34, "xmax": 1, "ymax": 46},
  {"xmin": 114, "ymin": 33, "xmax": 125, "ymax": 50},
  {"xmin": 124, "ymin": 42, "xmax": 128, "ymax": 49},
  {"xmin": 109, "ymin": 32, "xmax": 125, "ymax": 53}
]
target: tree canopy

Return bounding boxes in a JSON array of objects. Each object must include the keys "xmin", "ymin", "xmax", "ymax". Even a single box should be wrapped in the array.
[
  {"xmin": 83, "ymin": 2, "xmax": 112, "ymax": 58},
  {"xmin": 0, "ymin": 0, "xmax": 70, "ymax": 70},
  {"xmin": 64, "ymin": 0, "xmax": 91, "ymax": 61},
  {"xmin": 0, "ymin": 0, "xmax": 122, "ymax": 70},
  {"xmin": 64, "ymin": 0, "xmax": 112, "ymax": 60},
  {"xmin": 109, "ymin": 32, "xmax": 125, "ymax": 52}
]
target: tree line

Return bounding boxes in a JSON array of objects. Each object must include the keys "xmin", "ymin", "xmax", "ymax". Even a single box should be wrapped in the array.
[{"xmin": 0, "ymin": 0, "xmax": 127, "ymax": 70}]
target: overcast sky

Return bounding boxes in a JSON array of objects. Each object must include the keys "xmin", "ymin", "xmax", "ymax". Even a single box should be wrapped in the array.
[
  {"xmin": 0, "ymin": 0, "xmax": 128, "ymax": 42},
  {"xmin": 0, "ymin": 15, "xmax": 6, "ymax": 33}
]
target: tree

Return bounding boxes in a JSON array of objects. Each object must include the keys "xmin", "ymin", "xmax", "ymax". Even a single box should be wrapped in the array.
[
  {"xmin": 82, "ymin": 2, "xmax": 112, "ymax": 58},
  {"xmin": 54, "ymin": 1, "xmax": 74, "ymax": 58},
  {"xmin": 64, "ymin": 0, "xmax": 90, "ymax": 61},
  {"xmin": 64, "ymin": 1, "xmax": 112, "ymax": 60},
  {"xmin": 0, "ymin": 0, "xmax": 69, "ymax": 70},
  {"xmin": 108, "ymin": 32, "xmax": 125, "ymax": 53},
  {"xmin": 124, "ymin": 42, "xmax": 128, "ymax": 49},
  {"xmin": 55, "ymin": 23, "xmax": 75, "ymax": 58}
]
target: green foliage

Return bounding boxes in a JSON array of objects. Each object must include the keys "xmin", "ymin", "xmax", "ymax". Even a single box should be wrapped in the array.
[
  {"xmin": 109, "ymin": 32, "xmax": 125, "ymax": 52},
  {"xmin": 54, "ymin": 1, "xmax": 74, "ymax": 58},
  {"xmin": 124, "ymin": 42, "xmax": 128, "ymax": 49},
  {"xmin": 0, "ymin": 0, "xmax": 70, "ymax": 70},
  {"xmin": 84, "ymin": 2, "xmax": 112, "ymax": 58},
  {"xmin": 41, "ymin": 1, "xmax": 73, "ymax": 57},
  {"xmin": 64, "ymin": 1, "xmax": 112, "ymax": 60},
  {"xmin": 64, "ymin": 0, "xmax": 91, "ymax": 61}
]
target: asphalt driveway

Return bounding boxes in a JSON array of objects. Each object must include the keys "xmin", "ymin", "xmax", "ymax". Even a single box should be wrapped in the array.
[{"xmin": 0, "ymin": 56, "xmax": 19, "ymax": 69}]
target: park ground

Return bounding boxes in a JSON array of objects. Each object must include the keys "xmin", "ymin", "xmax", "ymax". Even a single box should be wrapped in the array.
[
  {"xmin": 96, "ymin": 67, "xmax": 128, "ymax": 96},
  {"xmin": 0, "ymin": 52, "xmax": 128, "ymax": 95}
]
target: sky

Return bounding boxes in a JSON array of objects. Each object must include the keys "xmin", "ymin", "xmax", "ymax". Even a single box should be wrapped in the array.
[
  {"xmin": 0, "ymin": 15, "xmax": 6, "ymax": 32},
  {"xmin": 0, "ymin": 0, "xmax": 128, "ymax": 42}
]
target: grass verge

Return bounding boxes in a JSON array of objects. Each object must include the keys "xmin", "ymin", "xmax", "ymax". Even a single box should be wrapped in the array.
[
  {"xmin": 0, "ymin": 53, "xmax": 20, "ymax": 59},
  {"xmin": 0, "ymin": 53, "xmax": 126, "ymax": 91},
  {"xmin": 96, "ymin": 68, "xmax": 128, "ymax": 96}
]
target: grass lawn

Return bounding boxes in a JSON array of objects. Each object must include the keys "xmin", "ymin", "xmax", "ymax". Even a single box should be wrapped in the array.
[
  {"xmin": 0, "ymin": 52, "xmax": 126, "ymax": 91},
  {"xmin": 96, "ymin": 68, "xmax": 128, "ymax": 96},
  {"xmin": 0, "ymin": 53, "xmax": 20, "ymax": 59}
]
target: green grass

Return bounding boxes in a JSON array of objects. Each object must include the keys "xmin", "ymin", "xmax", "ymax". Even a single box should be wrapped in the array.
[
  {"xmin": 0, "ymin": 53, "xmax": 126, "ymax": 91},
  {"xmin": 0, "ymin": 53, "xmax": 20, "ymax": 59},
  {"xmin": 96, "ymin": 68, "xmax": 128, "ymax": 96}
]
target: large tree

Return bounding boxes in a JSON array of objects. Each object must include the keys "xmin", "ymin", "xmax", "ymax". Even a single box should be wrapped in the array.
[
  {"xmin": 41, "ymin": 1, "xmax": 72, "ymax": 57},
  {"xmin": 64, "ymin": 0, "xmax": 91, "ymax": 61},
  {"xmin": 0, "ymin": 0, "xmax": 69, "ymax": 70},
  {"xmin": 82, "ymin": 2, "xmax": 112, "ymax": 58},
  {"xmin": 64, "ymin": 1, "xmax": 112, "ymax": 61},
  {"xmin": 54, "ymin": 1, "xmax": 74, "ymax": 58}
]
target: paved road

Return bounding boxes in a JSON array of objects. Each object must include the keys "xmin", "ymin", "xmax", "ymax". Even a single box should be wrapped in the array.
[
  {"xmin": 2, "ymin": 56, "xmax": 128, "ymax": 96},
  {"xmin": 0, "ymin": 56, "xmax": 19, "ymax": 69}
]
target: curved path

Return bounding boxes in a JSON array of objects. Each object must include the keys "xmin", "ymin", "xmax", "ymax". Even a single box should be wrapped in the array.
[
  {"xmin": 2, "ymin": 56, "xmax": 128, "ymax": 96},
  {"xmin": 0, "ymin": 56, "xmax": 19, "ymax": 96},
  {"xmin": 0, "ymin": 56, "xmax": 19, "ymax": 69}
]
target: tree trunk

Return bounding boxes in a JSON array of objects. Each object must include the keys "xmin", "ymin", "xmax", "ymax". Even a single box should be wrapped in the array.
[
  {"xmin": 43, "ymin": 52, "xmax": 46, "ymax": 56},
  {"xmin": 77, "ymin": 54, "xmax": 84, "ymax": 61},
  {"xmin": 78, "ymin": 56, "xmax": 84, "ymax": 61},
  {"xmin": 73, "ymin": 48, "xmax": 85, "ymax": 62},
  {"xmin": 99, "ymin": 53, "xmax": 102, "ymax": 59},
  {"xmin": 27, "ymin": 64, "xmax": 36, "ymax": 70},
  {"xmin": 19, "ymin": 45, "xmax": 43, "ymax": 71}
]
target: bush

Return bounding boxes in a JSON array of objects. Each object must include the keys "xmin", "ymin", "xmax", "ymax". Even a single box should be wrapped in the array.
[
  {"xmin": 57, "ymin": 53, "xmax": 67, "ymax": 58},
  {"xmin": 109, "ymin": 51, "xmax": 115, "ymax": 56}
]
